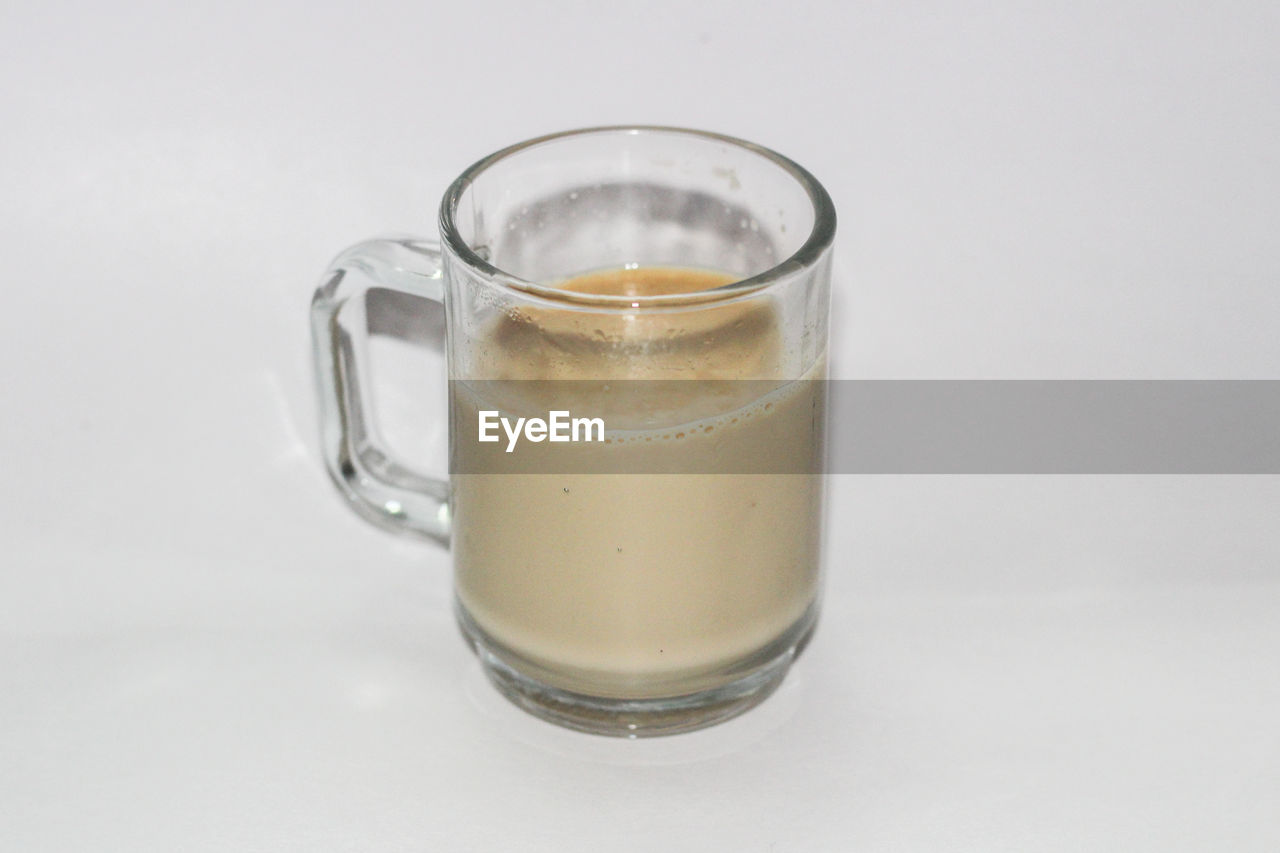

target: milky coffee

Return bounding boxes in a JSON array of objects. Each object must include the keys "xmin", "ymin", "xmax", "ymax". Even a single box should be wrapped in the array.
[{"xmin": 450, "ymin": 268, "xmax": 824, "ymax": 699}]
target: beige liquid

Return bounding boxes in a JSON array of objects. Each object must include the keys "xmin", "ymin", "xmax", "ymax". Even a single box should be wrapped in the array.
[{"xmin": 450, "ymin": 268, "xmax": 824, "ymax": 699}]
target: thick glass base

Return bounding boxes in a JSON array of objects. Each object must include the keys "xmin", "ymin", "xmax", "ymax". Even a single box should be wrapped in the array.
[{"xmin": 457, "ymin": 602, "xmax": 817, "ymax": 738}]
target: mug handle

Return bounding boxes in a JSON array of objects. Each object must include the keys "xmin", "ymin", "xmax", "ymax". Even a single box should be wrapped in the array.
[{"xmin": 310, "ymin": 236, "xmax": 450, "ymax": 545}]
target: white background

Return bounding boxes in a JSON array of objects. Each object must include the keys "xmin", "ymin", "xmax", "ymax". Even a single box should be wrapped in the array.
[{"xmin": 3, "ymin": 1, "xmax": 1278, "ymax": 850}]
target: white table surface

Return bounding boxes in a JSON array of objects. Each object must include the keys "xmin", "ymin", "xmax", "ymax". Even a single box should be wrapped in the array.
[{"xmin": 2, "ymin": 1, "xmax": 1277, "ymax": 850}]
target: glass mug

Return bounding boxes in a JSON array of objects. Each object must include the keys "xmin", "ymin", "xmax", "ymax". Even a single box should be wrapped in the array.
[{"xmin": 311, "ymin": 127, "xmax": 835, "ymax": 736}]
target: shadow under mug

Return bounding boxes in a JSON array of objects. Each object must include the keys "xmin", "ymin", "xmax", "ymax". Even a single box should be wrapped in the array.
[{"xmin": 311, "ymin": 126, "xmax": 836, "ymax": 736}]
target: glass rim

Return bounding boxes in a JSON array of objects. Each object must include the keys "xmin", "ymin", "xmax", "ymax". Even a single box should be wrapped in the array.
[{"xmin": 438, "ymin": 125, "xmax": 836, "ymax": 308}]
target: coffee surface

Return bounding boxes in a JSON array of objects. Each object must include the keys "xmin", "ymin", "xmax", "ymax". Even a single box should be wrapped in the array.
[{"xmin": 475, "ymin": 267, "xmax": 782, "ymax": 383}]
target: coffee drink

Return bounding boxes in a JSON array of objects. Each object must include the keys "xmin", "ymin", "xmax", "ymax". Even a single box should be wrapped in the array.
[
  {"xmin": 312, "ymin": 127, "xmax": 835, "ymax": 734},
  {"xmin": 449, "ymin": 267, "xmax": 824, "ymax": 699}
]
